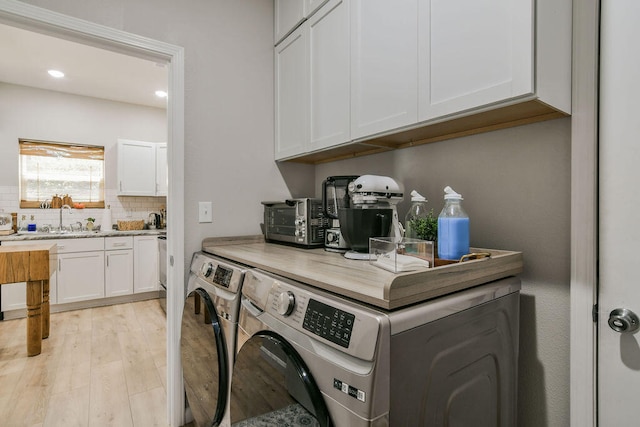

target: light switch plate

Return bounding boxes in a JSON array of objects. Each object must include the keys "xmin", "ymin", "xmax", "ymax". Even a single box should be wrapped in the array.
[{"xmin": 198, "ymin": 201, "xmax": 212, "ymax": 223}]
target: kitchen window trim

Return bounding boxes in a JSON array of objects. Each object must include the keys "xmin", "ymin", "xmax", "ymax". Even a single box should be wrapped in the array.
[{"xmin": 19, "ymin": 138, "xmax": 106, "ymax": 209}]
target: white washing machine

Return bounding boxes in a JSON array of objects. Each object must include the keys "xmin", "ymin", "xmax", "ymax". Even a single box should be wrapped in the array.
[
  {"xmin": 228, "ymin": 269, "xmax": 520, "ymax": 426},
  {"xmin": 181, "ymin": 251, "xmax": 249, "ymax": 427}
]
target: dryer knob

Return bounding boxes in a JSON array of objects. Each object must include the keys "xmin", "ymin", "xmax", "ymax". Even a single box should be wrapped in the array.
[
  {"xmin": 277, "ymin": 291, "xmax": 296, "ymax": 316},
  {"xmin": 201, "ymin": 262, "xmax": 214, "ymax": 278}
]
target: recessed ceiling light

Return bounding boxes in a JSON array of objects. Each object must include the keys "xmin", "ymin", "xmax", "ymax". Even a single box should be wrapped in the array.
[
  {"xmin": 47, "ymin": 69, "xmax": 65, "ymax": 78},
  {"xmin": 155, "ymin": 90, "xmax": 168, "ymax": 98}
]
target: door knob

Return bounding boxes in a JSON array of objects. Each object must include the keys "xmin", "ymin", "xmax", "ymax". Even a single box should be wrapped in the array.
[{"xmin": 608, "ymin": 308, "xmax": 640, "ymax": 333}]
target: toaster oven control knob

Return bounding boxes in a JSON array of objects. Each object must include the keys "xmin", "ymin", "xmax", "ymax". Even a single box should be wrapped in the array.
[
  {"xmin": 201, "ymin": 262, "xmax": 214, "ymax": 278},
  {"xmin": 277, "ymin": 291, "xmax": 296, "ymax": 316},
  {"xmin": 295, "ymin": 218, "xmax": 305, "ymax": 226}
]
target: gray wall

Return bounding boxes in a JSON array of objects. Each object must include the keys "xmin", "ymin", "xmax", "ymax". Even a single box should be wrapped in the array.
[
  {"xmin": 16, "ymin": 1, "xmax": 570, "ymax": 426},
  {"xmin": 18, "ymin": 0, "xmax": 314, "ymax": 267},
  {"xmin": 315, "ymin": 118, "xmax": 571, "ymax": 427}
]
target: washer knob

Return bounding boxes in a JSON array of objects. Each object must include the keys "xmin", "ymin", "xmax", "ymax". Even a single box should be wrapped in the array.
[
  {"xmin": 277, "ymin": 291, "xmax": 296, "ymax": 316},
  {"xmin": 201, "ymin": 262, "xmax": 213, "ymax": 278}
]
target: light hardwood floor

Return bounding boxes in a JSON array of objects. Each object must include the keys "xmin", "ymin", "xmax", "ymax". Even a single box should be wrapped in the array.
[{"xmin": 0, "ymin": 300, "xmax": 168, "ymax": 427}]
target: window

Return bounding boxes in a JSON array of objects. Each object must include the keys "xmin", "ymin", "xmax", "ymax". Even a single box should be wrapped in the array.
[{"xmin": 19, "ymin": 139, "xmax": 105, "ymax": 208}]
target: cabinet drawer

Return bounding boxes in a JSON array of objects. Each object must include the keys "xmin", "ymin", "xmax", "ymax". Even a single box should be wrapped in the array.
[
  {"xmin": 105, "ymin": 236, "xmax": 134, "ymax": 250},
  {"xmin": 53, "ymin": 238, "xmax": 104, "ymax": 253}
]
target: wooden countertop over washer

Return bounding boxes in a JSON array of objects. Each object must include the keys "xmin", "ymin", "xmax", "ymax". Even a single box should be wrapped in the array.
[{"xmin": 202, "ymin": 236, "xmax": 523, "ymax": 310}]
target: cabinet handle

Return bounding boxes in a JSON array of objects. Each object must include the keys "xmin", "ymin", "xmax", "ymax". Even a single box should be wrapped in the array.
[
  {"xmin": 120, "ymin": 181, "xmax": 122, "ymax": 192},
  {"xmin": 107, "ymin": 255, "xmax": 109, "ymax": 267},
  {"xmin": 58, "ymin": 259, "xmax": 61, "ymax": 271},
  {"xmin": 113, "ymin": 243, "xmax": 126, "ymax": 247}
]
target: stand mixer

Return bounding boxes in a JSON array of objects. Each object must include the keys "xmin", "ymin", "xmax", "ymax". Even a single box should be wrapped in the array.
[{"xmin": 338, "ymin": 175, "xmax": 404, "ymax": 259}]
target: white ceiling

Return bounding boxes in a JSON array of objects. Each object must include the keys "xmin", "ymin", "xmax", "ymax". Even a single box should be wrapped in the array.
[{"xmin": 0, "ymin": 23, "xmax": 168, "ymax": 109}]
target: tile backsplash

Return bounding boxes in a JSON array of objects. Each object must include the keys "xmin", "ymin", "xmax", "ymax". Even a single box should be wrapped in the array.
[{"xmin": 0, "ymin": 186, "xmax": 166, "ymax": 230}]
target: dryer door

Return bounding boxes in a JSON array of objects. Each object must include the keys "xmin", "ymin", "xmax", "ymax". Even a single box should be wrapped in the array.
[
  {"xmin": 230, "ymin": 330, "xmax": 332, "ymax": 427},
  {"xmin": 181, "ymin": 288, "xmax": 229, "ymax": 427}
]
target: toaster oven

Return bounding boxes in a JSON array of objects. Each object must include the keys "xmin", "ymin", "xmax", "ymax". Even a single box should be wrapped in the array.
[{"xmin": 262, "ymin": 198, "xmax": 328, "ymax": 247}]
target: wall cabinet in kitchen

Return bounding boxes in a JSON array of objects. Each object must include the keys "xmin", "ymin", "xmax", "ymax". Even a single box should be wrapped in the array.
[
  {"xmin": 105, "ymin": 236, "xmax": 134, "ymax": 297},
  {"xmin": 156, "ymin": 143, "xmax": 168, "ymax": 197},
  {"xmin": 117, "ymin": 139, "xmax": 166, "ymax": 196},
  {"xmin": 133, "ymin": 235, "xmax": 158, "ymax": 294}
]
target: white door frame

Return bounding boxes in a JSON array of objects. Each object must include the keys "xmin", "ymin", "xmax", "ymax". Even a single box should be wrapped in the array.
[
  {"xmin": 0, "ymin": 1, "xmax": 186, "ymax": 426},
  {"xmin": 570, "ymin": 0, "xmax": 599, "ymax": 426}
]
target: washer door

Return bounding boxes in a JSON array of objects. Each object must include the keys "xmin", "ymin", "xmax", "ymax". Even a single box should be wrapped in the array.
[
  {"xmin": 181, "ymin": 288, "xmax": 228, "ymax": 427},
  {"xmin": 230, "ymin": 330, "xmax": 332, "ymax": 427}
]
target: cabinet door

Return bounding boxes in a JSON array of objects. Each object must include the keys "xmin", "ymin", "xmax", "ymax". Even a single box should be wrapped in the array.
[
  {"xmin": 275, "ymin": 25, "xmax": 309, "ymax": 160},
  {"xmin": 57, "ymin": 251, "xmax": 105, "ymax": 303},
  {"xmin": 156, "ymin": 143, "xmax": 168, "ymax": 196},
  {"xmin": 350, "ymin": 0, "xmax": 418, "ymax": 140},
  {"xmin": 117, "ymin": 139, "xmax": 157, "ymax": 196},
  {"xmin": 134, "ymin": 236, "xmax": 158, "ymax": 293},
  {"xmin": 305, "ymin": 0, "xmax": 329, "ymax": 18},
  {"xmin": 275, "ymin": 0, "xmax": 305, "ymax": 45},
  {"xmin": 418, "ymin": 0, "xmax": 533, "ymax": 120},
  {"xmin": 105, "ymin": 249, "xmax": 133, "ymax": 297},
  {"xmin": 308, "ymin": 0, "xmax": 350, "ymax": 152}
]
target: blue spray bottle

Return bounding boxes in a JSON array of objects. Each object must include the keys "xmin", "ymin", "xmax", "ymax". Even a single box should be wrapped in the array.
[{"xmin": 437, "ymin": 186, "xmax": 469, "ymax": 260}]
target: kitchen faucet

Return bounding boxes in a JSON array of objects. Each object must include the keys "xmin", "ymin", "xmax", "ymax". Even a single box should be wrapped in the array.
[{"xmin": 59, "ymin": 204, "xmax": 72, "ymax": 232}]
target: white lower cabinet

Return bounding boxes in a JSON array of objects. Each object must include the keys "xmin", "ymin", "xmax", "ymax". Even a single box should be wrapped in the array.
[
  {"xmin": 134, "ymin": 235, "xmax": 158, "ymax": 294},
  {"xmin": 105, "ymin": 236, "xmax": 134, "ymax": 297},
  {"xmin": 1, "ymin": 234, "xmax": 160, "ymax": 314},
  {"xmin": 57, "ymin": 238, "xmax": 105, "ymax": 304}
]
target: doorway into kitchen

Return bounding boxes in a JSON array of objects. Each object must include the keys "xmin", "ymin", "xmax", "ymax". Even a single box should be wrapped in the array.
[{"xmin": 0, "ymin": 2, "xmax": 185, "ymax": 426}]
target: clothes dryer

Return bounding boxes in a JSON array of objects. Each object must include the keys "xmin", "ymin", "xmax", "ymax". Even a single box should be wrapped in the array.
[
  {"xmin": 181, "ymin": 251, "xmax": 248, "ymax": 427},
  {"xmin": 229, "ymin": 269, "xmax": 520, "ymax": 426}
]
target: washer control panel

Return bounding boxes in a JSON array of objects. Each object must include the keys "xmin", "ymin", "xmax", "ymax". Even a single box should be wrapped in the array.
[
  {"xmin": 303, "ymin": 298, "xmax": 355, "ymax": 348},
  {"xmin": 249, "ymin": 269, "xmax": 382, "ymax": 360}
]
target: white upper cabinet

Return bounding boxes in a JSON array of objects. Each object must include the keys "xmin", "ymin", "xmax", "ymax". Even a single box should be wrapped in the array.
[
  {"xmin": 117, "ymin": 139, "xmax": 166, "ymax": 197},
  {"xmin": 117, "ymin": 139, "xmax": 156, "ymax": 196},
  {"xmin": 350, "ymin": 0, "xmax": 419, "ymax": 140},
  {"xmin": 156, "ymin": 143, "xmax": 167, "ymax": 197},
  {"xmin": 275, "ymin": 0, "xmax": 330, "ymax": 45},
  {"xmin": 274, "ymin": 0, "xmax": 305, "ymax": 45},
  {"xmin": 275, "ymin": 25, "xmax": 309, "ymax": 160},
  {"xmin": 305, "ymin": 0, "xmax": 329, "ymax": 18},
  {"xmin": 274, "ymin": 0, "xmax": 571, "ymax": 163},
  {"xmin": 308, "ymin": 0, "xmax": 350, "ymax": 151},
  {"xmin": 418, "ymin": 0, "xmax": 533, "ymax": 120}
]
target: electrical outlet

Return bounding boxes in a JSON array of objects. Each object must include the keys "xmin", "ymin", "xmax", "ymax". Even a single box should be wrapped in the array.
[{"xmin": 199, "ymin": 201, "xmax": 212, "ymax": 223}]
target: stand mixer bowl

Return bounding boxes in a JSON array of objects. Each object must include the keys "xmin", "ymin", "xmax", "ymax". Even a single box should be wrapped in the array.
[{"xmin": 338, "ymin": 208, "xmax": 393, "ymax": 252}]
